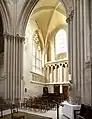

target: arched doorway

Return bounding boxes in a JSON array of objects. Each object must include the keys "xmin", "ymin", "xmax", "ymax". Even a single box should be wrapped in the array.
[{"xmin": 17, "ymin": 0, "xmax": 74, "ymax": 101}]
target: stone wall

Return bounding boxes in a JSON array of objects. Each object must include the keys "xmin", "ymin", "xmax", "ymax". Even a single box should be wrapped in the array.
[{"xmin": 24, "ymin": 83, "xmax": 44, "ymax": 97}]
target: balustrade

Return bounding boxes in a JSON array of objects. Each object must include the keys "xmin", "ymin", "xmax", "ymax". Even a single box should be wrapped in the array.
[{"xmin": 45, "ymin": 59, "xmax": 69, "ymax": 84}]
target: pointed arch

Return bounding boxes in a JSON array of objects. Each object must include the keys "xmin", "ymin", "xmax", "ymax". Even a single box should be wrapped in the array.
[
  {"xmin": 16, "ymin": 0, "xmax": 39, "ymax": 36},
  {"xmin": 0, "ymin": 0, "xmax": 11, "ymax": 33}
]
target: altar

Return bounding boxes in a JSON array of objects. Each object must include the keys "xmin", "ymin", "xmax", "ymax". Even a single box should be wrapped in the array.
[{"xmin": 62, "ymin": 101, "xmax": 81, "ymax": 119}]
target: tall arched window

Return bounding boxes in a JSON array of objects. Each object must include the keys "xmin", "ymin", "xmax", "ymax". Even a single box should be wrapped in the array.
[
  {"xmin": 55, "ymin": 29, "xmax": 67, "ymax": 59},
  {"xmin": 32, "ymin": 32, "xmax": 42, "ymax": 74}
]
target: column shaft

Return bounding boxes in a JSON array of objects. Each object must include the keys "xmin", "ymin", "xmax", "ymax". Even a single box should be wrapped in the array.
[
  {"xmin": 60, "ymin": 65, "xmax": 63, "ymax": 82},
  {"xmin": 15, "ymin": 36, "xmax": 18, "ymax": 98},
  {"xmin": 4, "ymin": 34, "xmax": 24, "ymax": 101},
  {"xmin": 10, "ymin": 36, "xmax": 13, "ymax": 100},
  {"xmin": 4, "ymin": 34, "xmax": 8, "ymax": 99},
  {"xmin": 57, "ymin": 67, "xmax": 60, "ymax": 83},
  {"xmin": 73, "ymin": 0, "xmax": 78, "ymax": 98},
  {"xmin": 50, "ymin": 66, "xmax": 53, "ymax": 83},
  {"xmin": 70, "ymin": 11, "xmax": 74, "ymax": 82},
  {"xmin": 66, "ymin": 18, "xmax": 71, "ymax": 74},
  {"xmin": 65, "ymin": 64, "xmax": 68, "ymax": 82},
  {"xmin": 80, "ymin": 0, "xmax": 85, "ymax": 103},
  {"xmin": 54, "ymin": 65, "xmax": 57, "ymax": 83},
  {"xmin": 77, "ymin": 0, "xmax": 81, "ymax": 97},
  {"xmin": 60, "ymin": 85, "xmax": 62, "ymax": 93},
  {"xmin": 18, "ymin": 37, "xmax": 21, "ymax": 99},
  {"xmin": 64, "ymin": 65, "xmax": 66, "ymax": 82},
  {"xmin": 13, "ymin": 36, "xmax": 16, "ymax": 101},
  {"xmin": 47, "ymin": 66, "xmax": 50, "ymax": 83},
  {"xmin": 7, "ymin": 36, "xmax": 10, "ymax": 99}
]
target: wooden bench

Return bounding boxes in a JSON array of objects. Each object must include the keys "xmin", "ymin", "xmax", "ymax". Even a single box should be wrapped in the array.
[{"xmin": 74, "ymin": 104, "xmax": 92, "ymax": 119}]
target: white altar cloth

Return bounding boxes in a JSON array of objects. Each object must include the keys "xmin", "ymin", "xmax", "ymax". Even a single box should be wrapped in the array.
[{"xmin": 62, "ymin": 101, "xmax": 81, "ymax": 119}]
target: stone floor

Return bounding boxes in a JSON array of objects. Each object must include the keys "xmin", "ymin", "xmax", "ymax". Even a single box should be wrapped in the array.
[
  {"xmin": 4, "ymin": 112, "xmax": 52, "ymax": 119},
  {"xmin": 1, "ymin": 107, "xmax": 67, "ymax": 119}
]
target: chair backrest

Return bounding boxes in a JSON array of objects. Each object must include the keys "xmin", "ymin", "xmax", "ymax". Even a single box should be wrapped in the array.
[
  {"xmin": 11, "ymin": 104, "xmax": 18, "ymax": 113},
  {"xmin": 10, "ymin": 104, "xmax": 18, "ymax": 119}
]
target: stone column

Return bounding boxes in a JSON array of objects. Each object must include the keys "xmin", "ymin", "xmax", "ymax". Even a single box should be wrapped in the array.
[
  {"xmin": 65, "ymin": 63, "xmax": 68, "ymax": 82},
  {"xmin": 64, "ymin": 64, "xmax": 66, "ymax": 82},
  {"xmin": 57, "ymin": 65, "xmax": 60, "ymax": 83},
  {"xmin": 60, "ymin": 85, "xmax": 62, "ymax": 93},
  {"xmin": 47, "ymin": 66, "xmax": 50, "ymax": 83},
  {"xmin": 69, "ymin": 11, "xmax": 74, "ymax": 82},
  {"xmin": 80, "ymin": 0, "xmax": 85, "ymax": 103},
  {"xmin": 86, "ymin": 0, "xmax": 92, "ymax": 105},
  {"xmin": 60, "ymin": 64, "xmax": 63, "ymax": 83},
  {"xmin": 4, "ymin": 33, "xmax": 24, "ymax": 101},
  {"xmin": 54, "ymin": 65, "xmax": 57, "ymax": 83},
  {"xmin": 62, "ymin": 64, "xmax": 64, "ymax": 82},
  {"xmin": 10, "ymin": 35, "xmax": 13, "ymax": 100},
  {"xmin": 66, "ymin": 18, "xmax": 71, "ymax": 74},
  {"xmin": 4, "ymin": 33, "xmax": 9, "ymax": 99},
  {"xmin": 16, "ymin": 35, "xmax": 24, "ymax": 100},
  {"xmin": 76, "ymin": 0, "xmax": 81, "ymax": 98},
  {"xmin": 72, "ymin": 0, "xmax": 78, "ymax": 101},
  {"xmin": 50, "ymin": 65, "xmax": 53, "ymax": 83},
  {"xmin": 44, "ymin": 66, "xmax": 47, "ymax": 83},
  {"xmin": 4, "ymin": 33, "xmax": 8, "ymax": 99},
  {"xmin": 19, "ymin": 36, "xmax": 24, "ymax": 100}
]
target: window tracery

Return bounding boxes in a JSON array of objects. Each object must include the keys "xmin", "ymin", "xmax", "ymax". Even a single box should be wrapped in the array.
[{"xmin": 32, "ymin": 32, "xmax": 42, "ymax": 74}]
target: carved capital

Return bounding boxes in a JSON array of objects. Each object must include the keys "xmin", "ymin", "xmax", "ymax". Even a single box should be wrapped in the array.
[
  {"xmin": 69, "ymin": 10, "xmax": 74, "ymax": 21},
  {"xmin": 3, "ymin": 33, "xmax": 14, "ymax": 40},
  {"xmin": 66, "ymin": 17, "xmax": 70, "ymax": 23},
  {"xmin": 16, "ymin": 34, "xmax": 25, "ymax": 41}
]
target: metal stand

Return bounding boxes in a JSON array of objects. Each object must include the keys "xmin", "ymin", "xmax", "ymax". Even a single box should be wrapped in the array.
[
  {"xmin": 57, "ymin": 104, "xmax": 59, "ymax": 119},
  {"xmin": 53, "ymin": 100, "xmax": 64, "ymax": 119}
]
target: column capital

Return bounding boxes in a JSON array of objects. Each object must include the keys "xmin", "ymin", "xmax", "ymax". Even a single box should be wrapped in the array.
[
  {"xmin": 51, "ymin": 65, "xmax": 53, "ymax": 68},
  {"xmin": 3, "ymin": 33, "xmax": 25, "ymax": 41},
  {"xmin": 15, "ymin": 34, "xmax": 25, "ymax": 41},
  {"xmin": 69, "ymin": 10, "xmax": 74, "ymax": 21},
  {"xmin": 66, "ymin": 17, "xmax": 70, "ymax": 23},
  {"xmin": 3, "ymin": 33, "xmax": 14, "ymax": 39}
]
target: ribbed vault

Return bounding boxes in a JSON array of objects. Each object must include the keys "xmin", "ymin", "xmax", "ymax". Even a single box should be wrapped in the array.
[{"xmin": 28, "ymin": 0, "xmax": 67, "ymax": 45}]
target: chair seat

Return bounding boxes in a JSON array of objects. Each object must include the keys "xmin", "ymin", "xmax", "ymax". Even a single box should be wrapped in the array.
[{"xmin": 13, "ymin": 113, "xmax": 24, "ymax": 118}]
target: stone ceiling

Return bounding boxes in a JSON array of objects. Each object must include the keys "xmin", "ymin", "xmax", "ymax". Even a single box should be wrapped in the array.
[{"xmin": 28, "ymin": 0, "xmax": 67, "ymax": 43}]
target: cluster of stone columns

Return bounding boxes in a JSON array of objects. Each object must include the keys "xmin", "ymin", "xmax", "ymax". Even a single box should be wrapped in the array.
[
  {"xmin": 4, "ymin": 33, "xmax": 24, "ymax": 101},
  {"xmin": 45, "ymin": 62, "xmax": 68, "ymax": 84},
  {"xmin": 66, "ymin": 0, "xmax": 90, "ymax": 104}
]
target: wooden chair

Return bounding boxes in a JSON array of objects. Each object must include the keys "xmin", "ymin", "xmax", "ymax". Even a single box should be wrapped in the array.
[
  {"xmin": 11, "ymin": 104, "xmax": 25, "ymax": 119},
  {"xmin": 0, "ymin": 104, "xmax": 6, "ymax": 119}
]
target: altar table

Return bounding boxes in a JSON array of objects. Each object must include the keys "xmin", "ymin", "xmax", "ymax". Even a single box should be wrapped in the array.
[{"xmin": 62, "ymin": 101, "xmax": 81, "ymax": 119}]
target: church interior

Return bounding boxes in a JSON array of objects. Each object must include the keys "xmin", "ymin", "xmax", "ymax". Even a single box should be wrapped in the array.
[{"xmin": 0, "ymin": 0, "xmax": 92, "ymax": 119}]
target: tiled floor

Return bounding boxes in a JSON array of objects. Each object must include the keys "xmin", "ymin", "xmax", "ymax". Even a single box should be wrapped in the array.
[{"xmin": 1, "ymin": 107, "xmax": 67, "ymax": 119}]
